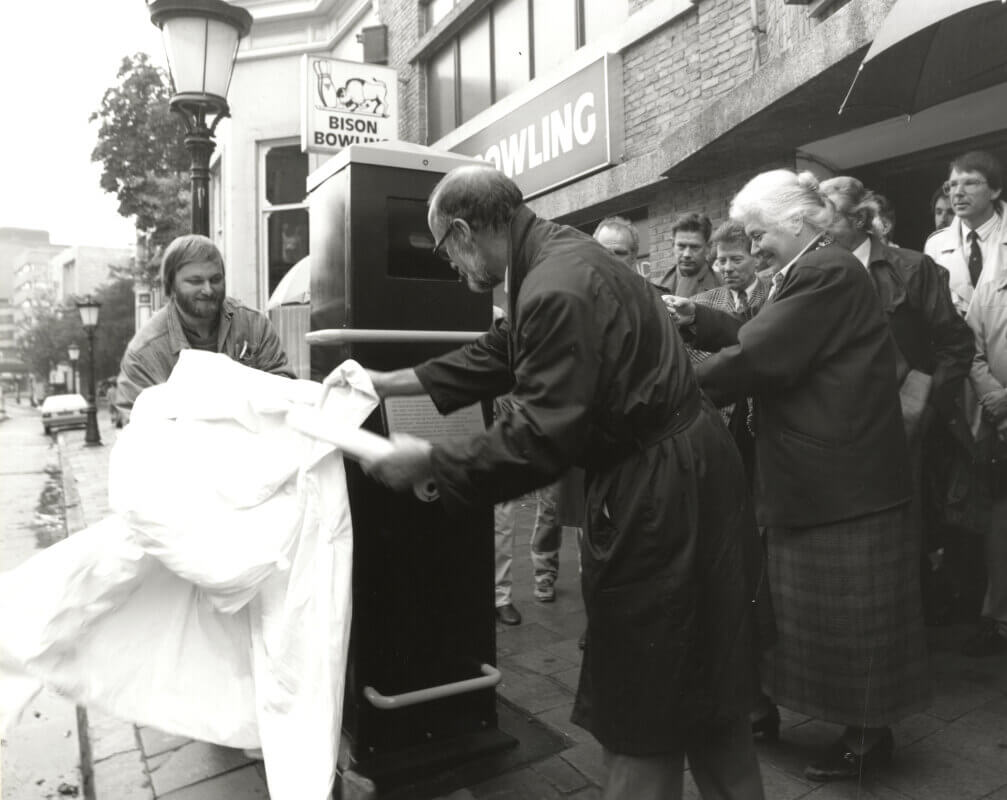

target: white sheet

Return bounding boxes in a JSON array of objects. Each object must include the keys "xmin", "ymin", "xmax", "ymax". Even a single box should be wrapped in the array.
[{"xmin": 0, "ymin": 350, "xmax": 379, "ymax": 800}]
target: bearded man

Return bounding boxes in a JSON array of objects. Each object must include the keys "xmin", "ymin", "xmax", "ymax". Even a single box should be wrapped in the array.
[{"xmin": 115, "ymin": 234, "xmax": 294, "ymax": 423}]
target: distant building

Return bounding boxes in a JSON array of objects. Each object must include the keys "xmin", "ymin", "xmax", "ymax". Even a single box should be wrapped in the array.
[
  {"xmin": 49, "ymin": 245, "xmax": 134, "ymax": 303},
  {"xmin": 0, "ymin": 228, "xmax": 66, "ymax": 381}
]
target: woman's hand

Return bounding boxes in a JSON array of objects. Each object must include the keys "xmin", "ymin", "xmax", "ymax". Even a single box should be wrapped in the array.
[
  {"xmin": 663, "ymin": 295, "xmax": 695, "ymax": 326},
  {"xmin": 361, "ymin": 433, "xmax": 434, "ymax": 491}
]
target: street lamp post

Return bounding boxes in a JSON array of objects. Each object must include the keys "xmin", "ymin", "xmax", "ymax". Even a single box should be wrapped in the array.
[
  {"xmin": 67, "ymin": 343, "xmax": 80, "ymax": 394},
  {"xmin": 149, "ymin": 0, "xmax": 253, "ymax": 236},
  {"xmin": 75, "ymin": 296, "xmax": 102, "ymax": 447}
]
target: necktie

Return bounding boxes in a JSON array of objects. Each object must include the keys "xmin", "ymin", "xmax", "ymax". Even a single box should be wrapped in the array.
[
  {"xmin": 968, "ymin": 230, "xmax": 983, "ymax": 287},
  {"xmin": 735, "ymin": 290, "xmax": 750, "ymax": 316}
]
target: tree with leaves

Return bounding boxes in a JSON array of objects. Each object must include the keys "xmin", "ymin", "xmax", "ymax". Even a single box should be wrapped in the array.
[
  {"xmin": 90, "ymin": 53, "xmax": 190, "ymax": 286},
  {"xmin": 17, "ymin": 278, "xmax": 137, "ymax": 388}
]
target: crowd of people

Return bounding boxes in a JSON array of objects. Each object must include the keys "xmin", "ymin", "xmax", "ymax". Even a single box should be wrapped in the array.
[{"xmin": 112, "ymin": 149, "xmax": 1006, "ymax": 800}]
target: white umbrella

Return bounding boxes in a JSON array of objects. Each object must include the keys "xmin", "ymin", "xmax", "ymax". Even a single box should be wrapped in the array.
[{"xmin": 267, "ymin": 256, "xmax": 310, "ymax": 310}]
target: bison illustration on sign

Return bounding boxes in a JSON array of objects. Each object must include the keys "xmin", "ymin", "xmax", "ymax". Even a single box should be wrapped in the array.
[{"xmin": 313, "ymin": 60, "xmax": 389, "ymax": 117}]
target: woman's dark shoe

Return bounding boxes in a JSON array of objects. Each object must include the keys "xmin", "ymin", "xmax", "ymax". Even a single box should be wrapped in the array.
[
  {"xmin": 804, "ymin": 729, "xmax": 894, "ymax": 782},
  {"xmin": 750, "ymin": 704, "xmax": 780, "ymax": 742}
]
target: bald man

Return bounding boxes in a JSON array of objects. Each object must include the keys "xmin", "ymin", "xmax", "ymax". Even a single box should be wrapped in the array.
[
  {"xmin": 323, "ymin": 166, "xmax": 763, "ymax": 800},
  {"xmin": 593, "ymin": 216, "xmax": 640, "ymax": 271}
]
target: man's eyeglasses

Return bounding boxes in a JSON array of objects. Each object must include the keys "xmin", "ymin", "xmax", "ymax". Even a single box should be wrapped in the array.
[
  {"xmin": 943, "ymin": 178, "xmax": 989, "ymax": 196},
  {"xmin": 431, "ymin": 221, "xmax": 456, "ymax": 262}
]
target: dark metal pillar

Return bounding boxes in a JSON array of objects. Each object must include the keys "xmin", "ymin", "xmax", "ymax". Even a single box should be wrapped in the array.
[{"xmin": 84, "ymin": 328, "xmax": 102, "ymax": 447}]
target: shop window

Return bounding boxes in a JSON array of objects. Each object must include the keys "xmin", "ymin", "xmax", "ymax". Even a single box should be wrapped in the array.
[
  {"xmin": 493, "ymin": 0, "xmax": 531, "ymax": 102},
  {"xmin": 426, "ymin": 0, "xmax": 459, "ymax": 29},
  {"xmin": 426, "ymin": 0, "xmax": 626, "ymax": 142},
  {"xmin": 531, "ymin": 0, "xmax": 576, "ymax": 77},
  {"xmin": 266, "ymin": 146, "xmax": 309, "ymax": 205},
  {"xmin": 459, "ymin": 10, "xmax": 492, "ymax": 122},
  {"xmin": 582, "ymin": 0, "xmax": 628, "ymax": 45},
  {"xmin": 266, "ymin": 209, "xmax": 309, "ymax": 294},
  {"xmin": 428, "ymin": 44, "xmax": 458, "ymax": 142},
  {"xmin": 261, "ymin": 144, "xmax": 310, "ymax": 299}
]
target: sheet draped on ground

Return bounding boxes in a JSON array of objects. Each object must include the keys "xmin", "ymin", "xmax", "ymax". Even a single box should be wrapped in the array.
[{"xmin": 0, "ymin": 350, "xmax": 379, "ymax": 800}]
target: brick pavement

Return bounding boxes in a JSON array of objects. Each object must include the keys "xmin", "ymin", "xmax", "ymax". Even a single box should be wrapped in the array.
[{"xmin": 56, "ymin": 422, "xmax": 1007, "ymax": 800}]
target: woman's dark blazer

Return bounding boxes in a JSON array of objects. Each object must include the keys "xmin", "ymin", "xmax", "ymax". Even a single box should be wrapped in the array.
[{"xmin": 691, "ymin": 243, "xmax": 911, "ymax": 529}]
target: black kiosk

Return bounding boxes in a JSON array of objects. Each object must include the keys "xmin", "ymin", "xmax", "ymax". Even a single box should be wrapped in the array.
[{"xmin": 306, "ymin": 142, "xmax": 514, "ymax": 795}]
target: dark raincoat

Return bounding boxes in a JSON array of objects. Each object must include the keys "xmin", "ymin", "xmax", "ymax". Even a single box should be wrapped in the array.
[{"xmin": 414, "ymin": 206, "xmax": 758, "ymax": 755}]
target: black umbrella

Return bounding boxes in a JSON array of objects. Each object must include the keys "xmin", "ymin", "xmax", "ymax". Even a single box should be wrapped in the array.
[{"xmin": 840, "ymin": 0, "xmax": 1007, "ymax": 116}]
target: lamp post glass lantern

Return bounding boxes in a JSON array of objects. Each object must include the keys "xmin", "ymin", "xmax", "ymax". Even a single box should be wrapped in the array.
[
  {"xmin": 149, "ymin": 0, "xmax": 253, "ymax": 236},
  {"xmin": 67, "ymin": 343, "xmax": 80, "ymax": 394},
  {"xmin": 75, "ymin": 296, "xmax": 102, "ymax": 446}
]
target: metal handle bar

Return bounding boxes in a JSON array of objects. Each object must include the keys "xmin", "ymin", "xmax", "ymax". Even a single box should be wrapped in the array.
[
  {"xmin": 306, "ymin": 329, "xmax": 484, "ymax": 345},
  {"xmin": 363, "ymin": 663, "xmax": 501, "ymax": 710}
]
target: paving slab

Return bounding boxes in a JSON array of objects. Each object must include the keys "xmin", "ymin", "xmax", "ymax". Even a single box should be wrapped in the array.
[
  {"xmin": 558, "ymin": 740, "xmax": 606, "ymax": 787},
  {"xmin": 0, "ymin": 690, "xmax": 82, "ymax": 800},
  {"xmin": 88, "ymin": 713, "xmax": 139, "ymax": 762},
  {"xmin": 803, "ymin": 779, "xmax": 915, "ymax": 798},
  {"xmin": 468, "ymin": 764, "xmax": 562, "ymax": 799},
  {"xmin": 91, "ymin": 749, "xmax": 153, "ymax": 800},
  {"xmin": 529, "ymin": 753, "xmax": 590, "ymax": 794},
  {"xmin": 496, "ymin": 666, "xmax": 574, "ymax": 715},
  {"xmin": 158, "ymin": 765, "xmax": 268, "ymax": 799},
  {"xmin": 534, "ymin": 703, "xmax": 592, "ymax": 746},
  {"xmin": 147, "ymin": 741, "xmax": 252, "ymax": 796},
  {"xmin": 879, "ymin": 737, "xmax": 1007, "ymax": 800},
  {"xmin": 137, "ymin": 728, "xmax": 191, "ymax": 759},
  {"xmin": 927, "ymin": 675, "xmax": 1003, "ymax": 722},
  {"xmin": 500, "ymin": 647, "xmax": 577, "ymax": 677},
  {"xmin": 923, "ymin": 704, "xmax": 1007, "ymax": 778}
]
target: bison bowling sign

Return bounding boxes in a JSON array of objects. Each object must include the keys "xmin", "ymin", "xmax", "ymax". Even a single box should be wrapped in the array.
[{"xmin": 301, "ymin": 56, "xmax": 399, "ymax": 154}]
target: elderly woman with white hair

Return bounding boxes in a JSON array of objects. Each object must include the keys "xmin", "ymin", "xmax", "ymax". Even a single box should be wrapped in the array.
[{"xmin": 668, "ymin": 170, "xmax": 931, "ymax": 782}]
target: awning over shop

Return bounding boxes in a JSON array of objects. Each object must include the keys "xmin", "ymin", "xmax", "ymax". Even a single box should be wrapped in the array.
[{"xmin": 660, "ymin": 0, "xmax": 899, "ymax": 182}]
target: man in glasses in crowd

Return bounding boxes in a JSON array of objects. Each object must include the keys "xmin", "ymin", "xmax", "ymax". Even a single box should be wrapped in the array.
[
  {"xmin": 925, "ymin": 150, "xmax": 1007, "ymax": 311},
  {"xmin": 927, "ymin": 152, "xmax": 1007, "ymax": 658}
]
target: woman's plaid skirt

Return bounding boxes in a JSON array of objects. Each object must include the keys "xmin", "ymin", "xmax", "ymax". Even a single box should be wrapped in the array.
[{"xmin": 762, "ymin": 502, "xmax": 932, "ymax": 727}]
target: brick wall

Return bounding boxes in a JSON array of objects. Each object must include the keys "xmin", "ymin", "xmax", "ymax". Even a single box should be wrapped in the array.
[
  {"xmin": 619, "ymin": 0, "xmax": 846, "ymax": 162},
  {"xmin": 379, "ymin": 0, "xmax": 425, "ymax": 143},
  {"xmin": 646, "ymin": 155, "xmax": 793, "ymax": 271}
]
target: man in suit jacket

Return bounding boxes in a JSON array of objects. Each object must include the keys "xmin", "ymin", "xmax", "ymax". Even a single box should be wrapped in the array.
[
  {"xmin": 694, "ymin": 221, "xmax": 771, "ymax": 321},
  {"xmin": 692, "ymin": 221, "xmax": 771, "ymax": 479}
]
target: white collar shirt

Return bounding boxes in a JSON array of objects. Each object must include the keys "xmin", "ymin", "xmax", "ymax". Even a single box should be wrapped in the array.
[
  {"xmin": 852, "ymin": 237, "xmax": 872, "ymax": 269},
  {"xmin": 962, "ymin": 211, "xmax": 1001, "ymax": 265},
  {"xmin": 730, "ymin": 279, "xmax": 759, "ymax": 313}
]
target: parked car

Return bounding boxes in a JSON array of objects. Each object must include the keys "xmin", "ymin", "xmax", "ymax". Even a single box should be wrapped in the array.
[{"xmin": 40, "ymin": 393, "xmax": 89, "ymax": 435}]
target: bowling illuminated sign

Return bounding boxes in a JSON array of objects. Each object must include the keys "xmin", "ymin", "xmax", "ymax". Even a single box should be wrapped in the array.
[{"xmin": 451, "ymin": 54, "xmax": 624, "ymax": 199}]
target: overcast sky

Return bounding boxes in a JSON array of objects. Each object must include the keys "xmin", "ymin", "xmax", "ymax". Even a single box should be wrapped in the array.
[{"xmin": 0, "ymin": 1, "xmax": 167, "ymax": 249}]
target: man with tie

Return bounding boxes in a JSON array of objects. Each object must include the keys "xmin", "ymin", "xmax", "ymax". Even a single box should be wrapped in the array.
[
  {"xmin": 931, "ymin": 152, "xmax": 1007, "ymax": 658},
  {"xmin": 925, "ymin": 151, "xmax": 1007, "ymax": 315},
  {"xmin": 693, "ymin": 221, "xmax": 771, "ymax": 321}
]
